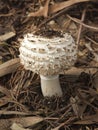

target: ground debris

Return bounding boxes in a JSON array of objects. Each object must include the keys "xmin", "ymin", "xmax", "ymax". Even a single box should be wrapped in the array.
[{"xmin": 0, "ymin": 0, "xmax": 98, "ymax": 130}]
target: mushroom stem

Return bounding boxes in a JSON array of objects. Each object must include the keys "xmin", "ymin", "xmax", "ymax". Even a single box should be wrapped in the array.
[{"xmin": 40, "ymin": 75, "xmax": 63, "ymax": 97}]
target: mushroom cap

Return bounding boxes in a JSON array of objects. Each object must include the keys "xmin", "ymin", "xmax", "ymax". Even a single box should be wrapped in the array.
[{"xmin": 19, "ymin": 33, "xmax": 77, "ymax": 76}]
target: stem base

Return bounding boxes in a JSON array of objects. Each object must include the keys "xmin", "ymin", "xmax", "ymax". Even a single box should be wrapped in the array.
[{"xmin": 40, "ymin": 75, "xmax": 63, "ymax": 97}]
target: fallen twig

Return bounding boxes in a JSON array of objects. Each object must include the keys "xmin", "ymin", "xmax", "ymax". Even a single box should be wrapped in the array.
[
  {"xmin": 0, "ymin": 32, "xmax": 16, "ymax": 41},
  {"xmin": 0, "ymin": 110, "xmax": 32, "ymax": 116},
  {"xmin": 0, "ymin": 9, "xmax": 15, "ymax": 17},
  {"xmin": 63, "ymin": 67, "xmax": 98, "ymax": 75},
  {"xmin": 0, "ymin": 58, "xmax": 20, "ymax": 77},
  {"xmin": 74, "ymin": 113, "xmax": 98, "ymax": 124},
  {"xmin": 28, "ymin": 0, "xmax": 91, "ymax": 18},
  {"xmin": 49, "ymin": 0, "xmax": 91, "ymax": 14},
  {"xmin": 67, "ymin": 15, "xmax": 98, "ymax": 31},
  {"xmin": 28, "ymin": 0, "xmax": 50, "ymax": 17},
  {"xmin": 51, "ymin": 116, "xmax": 76, "ymax": 130},
  {"xmin": 76, "ymin": 7, "xmax": 87, "ymax": 45},
  {"xmin": 85, "ymin": 36, "xmax": 98, "ymax": 45}
]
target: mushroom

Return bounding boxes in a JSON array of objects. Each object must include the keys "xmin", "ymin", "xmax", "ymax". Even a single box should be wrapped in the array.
[{"xmin": 19, "ymin": 33, "xmax": 77, "ymax": 97}]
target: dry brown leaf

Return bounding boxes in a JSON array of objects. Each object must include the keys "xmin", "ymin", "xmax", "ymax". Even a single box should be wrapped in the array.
[
  {"xmin": 28, "ymin": 0, "xmax": 50, "ymax": 17},
  {"xmin": 19, "ymin": 116, "xmax": 44, "ymax": 127},
  {"xmin": 11, "ymin": 123, "xmax": 31, "ymax": 130},
  {"xmin": 0, "ymin": 116, "xmax": 44, "ymax": 130},
  {"xmin": 70, "ymin": 96, "xmax": 87, "ymax": 118}
]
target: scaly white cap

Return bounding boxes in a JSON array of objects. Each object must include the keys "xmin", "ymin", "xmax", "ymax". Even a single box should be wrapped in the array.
[{"xmin": 19, "ymin": 33, "xmax": 77, "ymax": 76}]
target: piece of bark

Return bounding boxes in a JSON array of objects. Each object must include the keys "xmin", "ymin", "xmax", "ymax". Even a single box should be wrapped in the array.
[{"xmin": 0, "ymin": 58, "xmax": 20, "ymax": 77}]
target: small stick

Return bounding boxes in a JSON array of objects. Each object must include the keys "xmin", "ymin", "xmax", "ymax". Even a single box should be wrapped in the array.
[
  {"xmin": 0, "ymin": 32, "xmax": 15, "ymax": 41},
  {"xmin": 49, "ymin": 0, "xmax": 90, "ymax": 14},
  {"xmin": 67, "ymin": 15, "xmax": 98, "ymax": 31},
  {"xmin": 0, "ymin": 58, "xmax": 20, "ymax": 77},
  {"xmin": 62, "ymin": 67, "xmax": 98, "ymax": 75},
  {"xmin": 76, "ymin": 7, "xmax": 87, "ymax": 46},
  {"xmin": 85, "ymin": 36, "xmax": 98, "ymax": 45}
]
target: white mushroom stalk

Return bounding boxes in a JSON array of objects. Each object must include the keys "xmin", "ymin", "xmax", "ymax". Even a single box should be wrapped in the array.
[{"xmin": 19, "ymin": 33, "xmax": 77, "ymax": 97}]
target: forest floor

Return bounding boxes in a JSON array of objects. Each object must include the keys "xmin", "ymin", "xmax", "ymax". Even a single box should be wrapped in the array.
[{"xmin": 0, "ymin": 0, "xmax": 98, "ymax": 130}]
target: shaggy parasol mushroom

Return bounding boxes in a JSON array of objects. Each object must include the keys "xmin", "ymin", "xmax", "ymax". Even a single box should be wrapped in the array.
[{"xmin": 19, "ymin": 33, "xmax": 77, "ymax": 97}]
